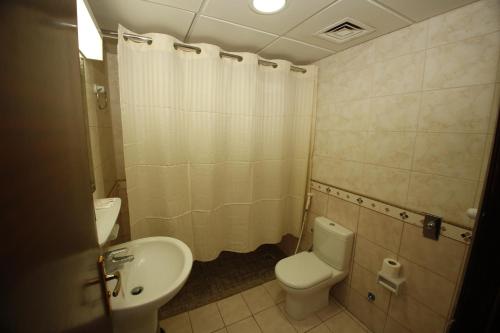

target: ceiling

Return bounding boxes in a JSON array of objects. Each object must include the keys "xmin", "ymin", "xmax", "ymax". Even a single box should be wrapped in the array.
[{"xmin": 88, "ymin": 0, "xmax": 479, "ymax": 65}]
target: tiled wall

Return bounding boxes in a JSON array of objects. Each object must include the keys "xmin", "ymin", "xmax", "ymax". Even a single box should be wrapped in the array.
[
  {"xmin": 303, "ymin": 188, "xmax": 468, "ymax": 333},
  {"xmin": 313, "ymin": 0, "xmax": 500, "ymax": 228},
  {"xmin": 104, "ymin": 41, "xmax": 126, "ymax": 180},
  {"xmin": 82, "ymin": 58, "xmax": 117, "ymax": 199}
]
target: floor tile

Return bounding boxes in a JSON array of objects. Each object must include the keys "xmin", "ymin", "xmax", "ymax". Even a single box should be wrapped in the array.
[
  {"xmin": 263, "ymin": 279, "xmax": 286, "ymax": 304},
  {"xmin": 254, "ymin": 306, "xmax": 296, "ymax": 333},
  {"xmin": 307, "ymin": 323, "xmax": 331, "ymax": 333},
  {"xmin": 324, "ymin": 312, "xmax": 366, "ymax": 333},
  {"xmin": 217, "ymin": 294, "xmax": 252, "ymax": 326},
  {"xmin": 278, "ymin": 302, "xmax": 322, "ymax": 333},
  {"xmin": 226, "ymin": 317, "xmax": 262, "ymax": 333},
  {"xmin": 189, "ymin": 303, "xmax": 225, "ymax": 333},
  {"xmin": 241, "ymin": 286, "xmax": 275, "ymax": 314},
  {"xmin": 315, "ymin": 301, "xmax": 343, "ymax": 321},
  {"xmin": 160, "ymin": 312, "xmax": 193, "ymax": 333},
  {"xmin": 213, "ymin": 329, "xmax": 228, "ymax": 333}
]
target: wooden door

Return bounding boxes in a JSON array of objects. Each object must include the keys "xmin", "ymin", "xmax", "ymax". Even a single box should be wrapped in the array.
[{"xmin": 0, "ymin": 1, "xmax": 113, "ymax": 332}]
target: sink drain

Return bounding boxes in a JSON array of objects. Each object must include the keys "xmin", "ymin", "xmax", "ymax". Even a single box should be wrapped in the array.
[{"xmin": 130, "ymin": 286, "xmax": 144, "ymax": 296}]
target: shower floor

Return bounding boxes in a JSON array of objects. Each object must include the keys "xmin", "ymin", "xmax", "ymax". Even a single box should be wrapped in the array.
[{"xmin": 159, "ymin": 244, "xmax": 286, "ymax": 319}]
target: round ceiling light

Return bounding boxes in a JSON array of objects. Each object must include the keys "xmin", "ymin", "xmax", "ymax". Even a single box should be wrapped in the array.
[{"xmin": 251, "ymin": 0, "xmax": 287, "ymax": 14}]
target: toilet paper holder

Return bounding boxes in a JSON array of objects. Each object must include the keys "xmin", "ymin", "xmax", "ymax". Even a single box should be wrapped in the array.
[
  {"xmin": 377, "ymin": 258, "xmax": 405, "ymax": 295},
  {"xmin": 377, "ymin": 273, "xmax": 405, "ymax": 295}
]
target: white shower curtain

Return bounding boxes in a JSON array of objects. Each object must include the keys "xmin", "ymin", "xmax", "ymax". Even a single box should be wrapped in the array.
[{"xmin": 117, "ymin": 26, "xmax": 317, "ymax": 261}]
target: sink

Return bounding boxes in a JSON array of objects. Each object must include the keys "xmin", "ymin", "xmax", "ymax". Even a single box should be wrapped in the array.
[
  {"xmin": 107, "ymin": 237, "xmax": 193, "ymax": 333},
  {"xmin": 94, "ymin": 198, "xmax": 121, "ymax": 245}
]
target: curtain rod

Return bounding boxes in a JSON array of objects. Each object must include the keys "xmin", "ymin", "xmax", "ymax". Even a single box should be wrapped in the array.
[{"xmin": 102, "ymin": 30, "xmax": 307, "ymax": 74}]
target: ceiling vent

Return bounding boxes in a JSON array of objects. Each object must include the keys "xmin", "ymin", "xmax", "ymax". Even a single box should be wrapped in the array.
[{"xmin": 316, "ymin": 18, "xmax": 375, "ymax": 44}]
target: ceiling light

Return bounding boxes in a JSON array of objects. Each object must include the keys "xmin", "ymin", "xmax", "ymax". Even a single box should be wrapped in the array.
[
  {"xmin": 77, "ymin": 0, "xmax": 103, "ymax": 61},
  {"xmin": 250, "ymin": 0, "xmax": 286, "ymax": 14}
]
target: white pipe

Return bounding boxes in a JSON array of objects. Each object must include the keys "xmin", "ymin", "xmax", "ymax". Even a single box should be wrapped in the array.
[{"xmin": 294, "ymin": 192, "xmax": 313, "ymax": 254}]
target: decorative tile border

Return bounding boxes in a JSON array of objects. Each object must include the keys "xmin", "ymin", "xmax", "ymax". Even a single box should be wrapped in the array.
[{"xmin": 310, "ymin": 180, "xmax": 472, "ymax": 244}]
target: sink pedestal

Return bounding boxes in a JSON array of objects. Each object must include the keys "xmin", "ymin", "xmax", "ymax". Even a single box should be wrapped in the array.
[{"xmin": 107, "ymin": 236, "xmax": 193, "ymax": 333}]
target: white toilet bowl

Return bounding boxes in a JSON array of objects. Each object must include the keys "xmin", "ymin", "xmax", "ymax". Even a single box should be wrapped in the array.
[{"xmin": 275, "ymin": 217, "xmax": 353, "ymax": 320}]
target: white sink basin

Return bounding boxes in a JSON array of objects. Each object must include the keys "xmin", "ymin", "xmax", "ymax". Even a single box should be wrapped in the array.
[
  {"xmin": 94, "ymin": 198, "xmax": 121, "ymax": 246},
  {"xmin": 108, "ymin": 237, "xmax": 193, "ymax": 333}
]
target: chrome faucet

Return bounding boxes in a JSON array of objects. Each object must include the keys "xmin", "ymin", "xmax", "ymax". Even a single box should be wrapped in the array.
[{"xmin": 104, "ymin": 247, "xmax": 134, "ymax": 272}]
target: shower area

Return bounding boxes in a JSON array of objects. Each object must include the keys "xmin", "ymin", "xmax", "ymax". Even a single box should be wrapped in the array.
[{"xmin": 79, "ymin": 0, "xmax": 500, "ymax": 331}]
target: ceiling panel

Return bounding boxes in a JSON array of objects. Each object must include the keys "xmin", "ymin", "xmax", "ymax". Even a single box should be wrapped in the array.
[
  {"xmin": 142, "ymin": 0, "xmax": 203, "ymax": 12},
  {"xmin": 375, "ymin": 0, "xmax": 479, "ymax": 22},
  {"xmin": 88, "ymin": 0, "xmax": 194, "ymax": 39},
  {"xmin": 202, "ymin": 0, "xmax": 335, "ymax": 35},
  {"xmin": 286, "ymin": 0, "xmax": 411, "ymax": 52},
  {"xmin": 259, "ymin": 38, "xmax": 334, "ymax": 65},
  {"xmin": 188, "ymin": 16, "xmax": 278, "ymax": 53}
]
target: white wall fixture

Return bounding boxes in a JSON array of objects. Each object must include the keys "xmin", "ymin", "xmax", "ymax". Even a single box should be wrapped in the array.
[
  {"xmin": 77, "ymin": 0, "xmax": 103, "ymax": 61},
  {"xmin": 250, "ymin": 0, "xmax": 287, "ymax": 14}
]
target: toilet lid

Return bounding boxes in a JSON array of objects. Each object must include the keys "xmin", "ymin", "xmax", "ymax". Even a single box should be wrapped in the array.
[{"xmin": 275, "ymin": 251, "xmax": 333, "ymax": 289}]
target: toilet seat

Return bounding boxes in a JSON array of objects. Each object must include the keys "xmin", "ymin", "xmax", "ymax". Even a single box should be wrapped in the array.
[{"xmin": 275, "ymin": 252, "xmax": 336, "ymax": 289}]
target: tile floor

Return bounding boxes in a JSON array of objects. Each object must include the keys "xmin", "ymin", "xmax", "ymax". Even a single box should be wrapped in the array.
[
  {"xmin": 160, "ymin": 279, "xmax": 370, "ymax": 333},
  {"xmin": 160, "ymin": 245, "xmax": 286, "ymax": 318}
]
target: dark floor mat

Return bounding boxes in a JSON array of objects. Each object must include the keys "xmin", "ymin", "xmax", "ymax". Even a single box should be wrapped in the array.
[{"xmin": 159, "ymin": 244, "xmax": 286, "ymax": 319}]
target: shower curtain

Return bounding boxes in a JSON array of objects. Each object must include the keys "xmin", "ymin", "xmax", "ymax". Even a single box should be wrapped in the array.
[{"xmin": 117, "ymin": 26, "xmax": 317, "ymax": 261}]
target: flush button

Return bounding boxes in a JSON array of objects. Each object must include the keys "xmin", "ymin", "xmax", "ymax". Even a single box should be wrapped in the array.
[{"xmin": 422, "ymin": 214, "xmax": 442, "ymax": 240}]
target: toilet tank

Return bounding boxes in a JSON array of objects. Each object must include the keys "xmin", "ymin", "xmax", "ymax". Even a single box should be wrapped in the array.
[{"xmin": 313, "ymin": 216, "xmax": 354, "ymax": 271}]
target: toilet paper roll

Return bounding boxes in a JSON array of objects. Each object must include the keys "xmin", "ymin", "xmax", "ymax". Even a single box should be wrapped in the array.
[{"xmin": 380, "ymin": 258, "xmax": 401, "ymax": 279}]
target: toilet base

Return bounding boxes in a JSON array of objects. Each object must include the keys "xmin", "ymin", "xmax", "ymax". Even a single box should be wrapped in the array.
[{"xmin": 284, "ymin": 285, "xmax": 330, "ymax": 320}]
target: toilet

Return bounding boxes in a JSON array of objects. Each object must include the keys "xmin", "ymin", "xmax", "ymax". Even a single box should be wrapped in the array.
[{"xmin": 275, "ymin": 216, "xmax": 354, "ymax": 320}]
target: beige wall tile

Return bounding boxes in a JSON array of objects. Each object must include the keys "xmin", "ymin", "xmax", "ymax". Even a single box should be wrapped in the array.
[
  {"xmin": 354, "ymin": 236, "xmax": 397, "ymax": 274},
  {"xmin": 389, "ymin": 295, "xmax": 446, "ymax": 333},
  {"xmin": 326, "ymin": 196, "xmax": 360, "ymax": 231},
  {"xmin": 324, "ymin": 312, "xmax": 366, "ymax": 333},
  {"xmin": 398, "ymin": 257, "xmax": 455, "ymax": 317},
  {"xmin": 313, "ymin": 158, "xmax": 365, "ymax": 193},
  {"xmin": 406, "ymin": 172, "xmax": 476, "ymax": 224},
  {"xmin": 331, "ymin": 99, "xmax": 372, "ymax": 131},
  {"xmin": 399, "ymin": 224, "xmax": 466, "ymax": 282},
  {"xmin": 384, "ymin": 316, "xmax": 410, "ymax": 333},
  {"xmin": 373, "ymin": 51, "xmax": 425, "ymax": 97},
  {"xmin": 419, "ymin": 84, "xmax": 495, "ymax": 133},
  {"xmin": 253, "ymin": 306, "xmax": 295, "ymax": 333},
  {"xmin": 327, "ymin": 130, "xmax": 367, "ymax": 162},
  {"xmin": 332, "ymin": 67, "xmax": 373, "ymax": 103},
  {"xmin": 217, "ymin": 294, "xmax": 251, "ymax": 326},
  {"xmin": 369, "ymin": 93, "xmax": 420, "ymax": 131},
  {"xmin": 314, "ymin": 130, "xmax": 329, "ymax": 156},
  {"xmin": 347, "ymin": 290, "xmax": 387, "ymax": 333},
  {"xmin": 361, "ymin": 165, "xmax": 411, "ymax": 206},
  {"xmin": 479, "ymin": 134, "xmax": 495, "ymax": 181},
  {"xmin": 424, "ymin": 32, "xmax": 500, "ymax": 89},
  {"xmin": 358, "ymin": 208, "xmax": 403, "ymax": 253},
  {"xmin": 351, "ymin": 263, "xmax": 392, "ymax": 312},
  {"xmin": 428, "ymin": 0, "xmax": 500, "ymax": 47},
  {"xmin": 489, "ymin": 84, "xmax": 500, "ymax": 134},
  {"xmin": 372, "ymin": 21, "xmax": 428, "ymax": 63},
  {"xmin": 310, "ymin": 190, "xmax": 328, "ymax": 216},
  {"xmin": 189, "ymin": 303, "xmax": 224, "ymax": 333},
  {"xmin": 364, "ymin": 132, "xmax": 416, "ymax": 170},
  {"xmin": 334, "ymin": 41, "xmax": 374, "ymax": 74},
  {"xmin": 332, "ymin": 279, "xmax": 350, "ymax": 306},
  {"xmin": 412, "ymin": 132, "xmax": 486, "ymax": 180}
]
